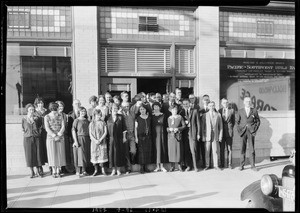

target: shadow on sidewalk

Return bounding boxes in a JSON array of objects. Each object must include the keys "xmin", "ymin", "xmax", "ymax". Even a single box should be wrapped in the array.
[
  {"xmin": 92, "ymin": 191, "xmax": 218, "ymax": 208},
  {"xmin": 7, "ymin": 175, "xmax": 29, "ymax": 180},
  {"xmin": 10, "ymin": 183, "xmax": 157, "ymax": 207}
]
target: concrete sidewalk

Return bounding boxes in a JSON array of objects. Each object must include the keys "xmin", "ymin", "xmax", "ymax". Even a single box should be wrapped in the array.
[{"xmin": 6, "ymin": 159, "xmax": 290, "ymax": 209}]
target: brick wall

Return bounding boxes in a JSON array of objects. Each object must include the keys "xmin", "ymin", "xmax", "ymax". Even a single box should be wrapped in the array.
[{"xmin": 72, "ymin": 6, "xmax": 99, "ymax": 109}]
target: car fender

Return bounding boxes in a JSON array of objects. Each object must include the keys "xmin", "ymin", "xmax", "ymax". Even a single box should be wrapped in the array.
[{"xmin": 241, "ymin": 180, "xmax": 283, "ymax": 212}]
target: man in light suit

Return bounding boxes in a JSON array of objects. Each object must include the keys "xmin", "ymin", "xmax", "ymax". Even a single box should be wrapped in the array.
[
  {"xmin": 218, "ymin": 98, "xmax": 235, "ymax": 169},
  {"xmin": 180, "ymin": 98, "xmax": 201, "ymax": 172},
  {"xmin": 236, "ymin": 97, "xmax": 260, "ymax": 171},
  {"xmin": 202, "ymin": 101, "xmax": 223, "ymax": 171}
]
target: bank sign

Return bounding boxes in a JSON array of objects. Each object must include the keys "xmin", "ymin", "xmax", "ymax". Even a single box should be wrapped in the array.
[{"xmin": 220, "ymin": 58, "xmax": 295, "ymax": 111}]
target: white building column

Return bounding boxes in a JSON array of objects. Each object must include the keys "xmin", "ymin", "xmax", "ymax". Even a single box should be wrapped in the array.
[
  {"xmin": 72, "ymin": 6, "xmax": 99, "ymax": 109},
  {"xmin": 195, "ymin": 7, "xmax": 220, "ymax": 107}
]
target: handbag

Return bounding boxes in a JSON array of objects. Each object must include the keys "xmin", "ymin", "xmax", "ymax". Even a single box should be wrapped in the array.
[{"xmin": 174, "ymin": 131, "xmax": 182, "ymax": 142}]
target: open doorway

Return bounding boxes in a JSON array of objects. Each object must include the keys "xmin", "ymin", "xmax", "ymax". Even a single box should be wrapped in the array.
[{"xmin": 137, "ymin": 78, "xmax": 170, "ymax": 94}]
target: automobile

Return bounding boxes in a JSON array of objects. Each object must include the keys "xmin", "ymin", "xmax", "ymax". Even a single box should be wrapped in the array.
[{"xmin": 240, "ymin": 150, "xmax": 295, "ymax": 212}]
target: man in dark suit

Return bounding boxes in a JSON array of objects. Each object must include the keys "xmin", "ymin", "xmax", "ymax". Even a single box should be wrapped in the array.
[
  {"xmin": 66, "ymin": 99, "xmax": 82, "ymax": 174},
  {"xmin": 236, "ymin": 97, "xmax": 260, "ymax": 171},
  {"xmin": 161, "ymin": 92, "xmax": 179, "ymax": 118},
  {"xmin": 218, "ymin": 98, "xmax": 235, "ymax": 169},
  {"xmin": 198, "ymin": 94, "xmax": 210, "ymax": 168},
  {"xmin": 180, "ymin": 98, "xmax": 201, "ymax": 172},
  {"xmin": 189, "ymin": 94, "xmax": 200, "ymax": 111},
  {"xmin": 175, "ymin": 88, "xmax": 183, "ymax": 106}
]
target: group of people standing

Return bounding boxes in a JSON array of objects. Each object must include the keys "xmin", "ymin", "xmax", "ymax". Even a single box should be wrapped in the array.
[{"xmin": 22, "ymin": 88, "xmax": 261, "ymax": 179}]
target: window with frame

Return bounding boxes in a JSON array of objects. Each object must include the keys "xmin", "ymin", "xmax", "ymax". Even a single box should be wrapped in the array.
[
  {"xmin": 139, "ymin": 16, "xmax": 158, "ymax": 32},
  {"xmin": 175, "ymin": 47, "xmax": 195, "ymax": 74},
  {"xmin": 8, "ymin": 11, "xmax": 30, "ymax": 29},
  {"xmin": 257, "ymin": 21, "xmax": 274, "ymax": 36}
]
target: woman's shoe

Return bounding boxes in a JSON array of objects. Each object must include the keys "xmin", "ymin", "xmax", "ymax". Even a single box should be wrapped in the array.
[
  {"xmin": 92, "ymin": 170, "xmax": 98, "ymax": 176},
  {"xmin": 178, "ymin": 165, "xmax": 183, "ymax": 172},
  {"xmin": 161, "ymin": 167, "xmax": 167, "ymax": 172},
  {"xmin": 110, "ymin": 169, "xmax": 116, "ymax": 176},
  {"xmin": 53, "ymin": 173, "xmax": 57, "ymax": 178},
  {"xmin": 81, "ymin": 172, "xmax": 89, "ymax": 176},
  {"xmin": 154, "ymin": 167, "xmax": 160, "ymax": 172},
  {"xmin": 117, "ymin": 170, "xmax": 121, "ymax": 176},
  {"xmin": 30, "ymin": 171, "xmax": 35, "ymax": 178},
  {"xmin": 169, "ymin": 167, "xmax": 175, "ymax": 172},
  {"xmin": 101, "ymin": 168, "xmax": 107, "ymax": 176}
]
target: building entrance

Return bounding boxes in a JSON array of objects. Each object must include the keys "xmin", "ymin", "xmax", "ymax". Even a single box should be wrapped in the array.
[{"xmin": 137, "ymin": 78, "xmax": 170, "ymax": 95}]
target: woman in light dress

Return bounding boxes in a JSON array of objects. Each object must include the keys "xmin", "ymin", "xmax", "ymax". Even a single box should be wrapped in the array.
[
  {"xmin": 44, "ymin": 102, "xmax": 66, "ymax": 178},
  {"xmin": 89, "ymin": 109, "xmax": 108, "ymax": 176}
]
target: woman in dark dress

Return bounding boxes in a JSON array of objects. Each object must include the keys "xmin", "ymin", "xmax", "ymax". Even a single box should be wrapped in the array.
[
  {"xmin": 72, "ymin": 107, "xmax": 91, "ymax": 177},
  {"xmin": 151, "ymin": 102, "xmax": 168, "ymax": 172},
  {"xmin": 22, "ymin": 104, "xmax": 44, "ymax": 178},
  {"xmin": 167, "ymin": 105, "xmax": 186, "ymax": 172},
  {"xmin": 135, "ymin": 104, "xmax": 152, "ymax": 174},
  {"xmin": 106, "ymin": 103, "xmax": 127, "ymax": 176},
  {"xmin": 34, "ymin": 97, "xmax": 48, "ymax": 174}
]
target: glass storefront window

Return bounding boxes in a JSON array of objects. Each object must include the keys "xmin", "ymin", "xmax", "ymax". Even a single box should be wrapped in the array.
[{"xmin": 6, "ymin": 44, "xmax": 72, "ymax": 115}]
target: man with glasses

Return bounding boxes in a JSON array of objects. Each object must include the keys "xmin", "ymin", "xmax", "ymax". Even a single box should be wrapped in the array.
[{"xmin": 189, "ymin": 94, "xmax": 200, "ymax": 111}]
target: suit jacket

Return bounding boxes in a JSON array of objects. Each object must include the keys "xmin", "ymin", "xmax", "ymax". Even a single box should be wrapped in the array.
[
  {"xmin": 218, "ymin": 108, "xmax": 235, "ymax": 138},
  {"xmin": 235, "ymin": 107, "xmax": 260, "ymax": 137},
  {"xmin": 179, "ymin": 108, "xmax": 201, "ymax": 141},
  {"xmin": 161, "ymin": 102, "xmax": 180, "ymax": 118},
  {"xmin": 190, "ymin": 103, "xmax": 200, "ymax": 112},
  {"xmin": 199, "ymin": 107, "xmax": 209, "ymax": 118},
  {"xmin": 201, "ymin": 110, "xmax": 223, "ymax": 142}
]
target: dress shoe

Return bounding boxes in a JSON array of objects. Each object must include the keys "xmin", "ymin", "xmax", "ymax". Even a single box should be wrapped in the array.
[
  {"xmin": 169, "ymin": 167, "xmax": 175, "ymax": 172},
  {"xmin": 178, "ymin": 165, "xmax": 183, "ymax": 172},
  {"xmin": 185, "ymin": 167, "xmax": 191, "ymax": 172},
  {"xmin": 229, "ymin": 165, "xmax": 233, "ymax": 169},
  {"xmin": 204, "ymin": 167, "xmax": 210, "ymax": 171},
  {"xmin": 239, "ymin": 166, "xmax": 244, "ymax": 171},
  {"xmin": 251, "ymin": 167, "xmax": 258, "ymax": 172},
  {"xmin": 110, "ymin": 169, "xmax": 116, "ymax": 176},
  {"xmin": 125, "ymin": 170, "xmax": 131, "ymax": 175},
  {"xmin": 117, "ymin": 170, "xmax": 122, "ymax": 176},
  {"xmin": 215, "ymin": 167, "xmax": 222, "ymax": 171},
  {"xmin": 154, "ymin": 167, "xmax": 160, "ymax": 172},
  {"xmin": 81, "ymin": 171, "xmax": 89, "ymax": 177},
  {"xmin": 194, "ymin": 168, "xmax": 199, "ymax": 172},
  {"xmin": 161, "ymin": 167, "xmax": 167, "ymax": 172}
]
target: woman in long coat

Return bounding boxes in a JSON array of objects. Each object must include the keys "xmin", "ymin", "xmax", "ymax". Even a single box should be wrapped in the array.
[
  {"xmin": 135, "ymin": 104, "xmax": 152, "ymax": 173},
  {"xmin": 167, "ymin": 105, "xmax": 186, "ymax": 172},
  {"xmin": 106, "ymin": 103, "xmax": 127, "ymax": 176},
  {"xmin": 34, "ymin": 97, "xmax": 48, "ymax": 173},
  {"xmin": 22, "ymin": 103, "xmax": 45, "ymax": 178},
  {"xmin": 151, "ymin": 102, "xmax": 168, "ymax": 172}
]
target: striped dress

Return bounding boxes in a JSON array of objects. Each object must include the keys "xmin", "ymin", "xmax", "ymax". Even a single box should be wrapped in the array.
[{"xmin": 44, "ymin": 113, "xmax": 66, "ymax": 167}]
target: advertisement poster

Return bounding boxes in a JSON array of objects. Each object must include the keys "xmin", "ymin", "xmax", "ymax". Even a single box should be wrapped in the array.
[{"xmin": 220, "ymin": 58, "xmax": 295, "ymax": 111}]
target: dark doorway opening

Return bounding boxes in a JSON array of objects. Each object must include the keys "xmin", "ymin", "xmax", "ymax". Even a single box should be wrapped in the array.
[{"xmin": 137, "ymin": 78, "xmax": 169, "ymax": 94}]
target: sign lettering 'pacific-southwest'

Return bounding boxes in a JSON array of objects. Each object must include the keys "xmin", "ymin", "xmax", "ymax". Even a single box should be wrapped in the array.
[{"xmin": 220, "ymin": 58, "xmax": 294, "ymax": 111}]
